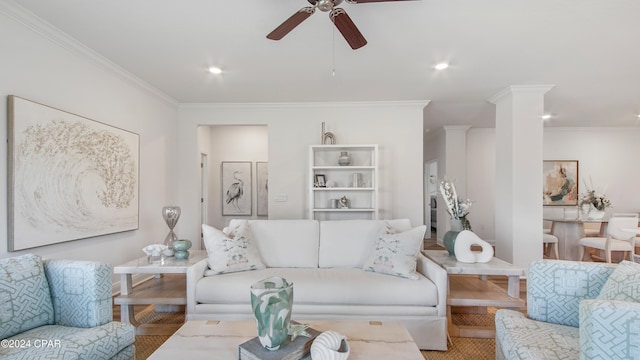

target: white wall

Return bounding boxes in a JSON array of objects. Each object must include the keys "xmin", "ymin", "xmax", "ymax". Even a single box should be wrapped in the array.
[
  {"xmin": 543, "ymin": 127, "xmax": 640, "ymax": 215},
  {"xmin": 462, "ymin": 126, "xmax": 640, "ymax": 242},
  {"xmin": 0, "ymin": 6, "xmax": 179, "ymax": 272},
  {"xmin": 177, "ymin": 102, "xmax": 427, "ymax": 242},
  {"xmin": 466, "ymin": 129, "xmax": 496, "ymax": 240}
]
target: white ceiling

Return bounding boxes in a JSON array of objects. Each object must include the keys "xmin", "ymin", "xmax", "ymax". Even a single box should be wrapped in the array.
[{"xmin": 10, "ymin": 0, "xmax": 640, "ymax": 130}]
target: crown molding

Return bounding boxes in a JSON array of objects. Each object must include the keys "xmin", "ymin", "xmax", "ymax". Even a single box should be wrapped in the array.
[{"xmin": 178, "ymin": 100, "xmax": 430, "ymax": 110}]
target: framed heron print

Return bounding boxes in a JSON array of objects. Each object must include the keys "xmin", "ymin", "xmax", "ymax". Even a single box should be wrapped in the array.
[
  {"xmin": 256, "ymin": 162, "xmax": 268, "ymax": 216},
  {"xmin": 222, "ymin": 161, "xmax": 252, "ymax": 216},
  {"xmin": 7, "ymin": 95, "xmax": 139, "ymax": 251}
]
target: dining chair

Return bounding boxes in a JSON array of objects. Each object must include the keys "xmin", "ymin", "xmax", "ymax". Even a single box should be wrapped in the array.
[
  {"xmin": 583, "ymin": 223, "xmax": 601, "ymax": 237},
  {"xmin": 543, "ymin": 220, "xmax": 554, "ymax": 235},
  {"xmin": 578, "ymin": 213, "xmax": 639, "ymax": 263},
  {"xmin": 543, "ymin": 233, "xmax": 560, "ymax": 259}
]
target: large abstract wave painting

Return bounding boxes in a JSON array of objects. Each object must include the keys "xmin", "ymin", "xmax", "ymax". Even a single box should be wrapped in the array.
[{"xmin": 8, "ymin": 96, "xmax": 139, "ymax": 251}]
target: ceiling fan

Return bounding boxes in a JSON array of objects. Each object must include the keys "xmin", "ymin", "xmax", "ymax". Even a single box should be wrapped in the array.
[{"xmin": 267, "ymin": 0, "xmax": 414, "ymax": 50}]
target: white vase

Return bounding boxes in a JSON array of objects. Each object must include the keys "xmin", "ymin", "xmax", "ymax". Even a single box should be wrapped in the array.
[
  {"xmin": 250, "ymin": 277, "xmax": 293, "ymax": 350},
  {"xmin": 588, "ymin": 208, "xmax": 605, "ymax": 220}
]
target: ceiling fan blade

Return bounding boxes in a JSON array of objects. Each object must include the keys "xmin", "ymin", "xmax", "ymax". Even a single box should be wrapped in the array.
[
  {"xmin": 346, "ymin": 0, "xmax": 415, "ymax": 3},
  {"xmin": 330, "ymin": 8, "xmax": 367, "ymax": 50},
  {"xmin": 267, "ymin": 7, "xmax": 315, "ymax": 40}
]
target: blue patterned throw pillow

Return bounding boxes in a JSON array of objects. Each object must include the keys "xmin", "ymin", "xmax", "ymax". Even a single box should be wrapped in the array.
[{"xmin": 596, "ymin": 260, "xmax": 640, "ymax": 302}]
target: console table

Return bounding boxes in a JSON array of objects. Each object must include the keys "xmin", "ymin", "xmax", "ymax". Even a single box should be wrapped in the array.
[
  {"xmin": 113, "ymin": 250, "xmax": 207, "ymax": 329},
  {"xmin": 423, "ymin": 250, "xmax": 525, "ymax": 338}
]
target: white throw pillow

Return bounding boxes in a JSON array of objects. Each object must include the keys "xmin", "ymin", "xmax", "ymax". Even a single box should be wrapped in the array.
[
  {"xmin": 362, "ymin": 225, "xmax": 426, "ymax": 280},
  {"xmin": 202, "ymin": 221, "xmax": 265, "ymax": 275}
]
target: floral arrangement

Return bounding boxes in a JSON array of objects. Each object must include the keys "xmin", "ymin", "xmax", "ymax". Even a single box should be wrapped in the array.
[
  {"xmin": 439, "ymin": 179, "xmax": 473, "ymax": 230},
  {"xmin": 579, "ymin": 179, "xmax": 611, "ymax": 211}
]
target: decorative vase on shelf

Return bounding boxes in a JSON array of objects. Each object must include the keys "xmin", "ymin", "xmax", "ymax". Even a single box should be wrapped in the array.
[
  {"xmin": 162, "ymin": 205, "xmax": 181, "ymax": 256},
  {"xmin": 250, "ymin": 277, "xmax": 293, "ymax": 351},
  {"xmin": 172, "ymin": 239, "xmax": 192, "ymax": 259},
  {"xmin": 443, "ymin": 218, "xmax": 464, "ymax": 256},
  {"xmin": 338, "ymin": 151, "xmax": 351, "ymax": 166}
]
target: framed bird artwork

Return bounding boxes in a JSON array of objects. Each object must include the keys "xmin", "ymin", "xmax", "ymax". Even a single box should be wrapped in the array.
[{"xmin": 221, "ymin": 161, "xmax": 252, "ymax": 216}]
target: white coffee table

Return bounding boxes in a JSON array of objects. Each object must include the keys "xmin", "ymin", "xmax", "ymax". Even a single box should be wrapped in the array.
[
  {"xmin": 148, "ymin": 320, "xmax": 424, "ymax": 360},
  {"xmin": 424, "ymin": 250, "xmax": 525, "ymax": 338},
  {"xmin": 113, "ymin": 250, "xmax": 207, "ymax": 326}
]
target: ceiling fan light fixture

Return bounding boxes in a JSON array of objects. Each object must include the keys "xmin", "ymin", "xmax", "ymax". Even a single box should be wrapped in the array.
[
  {"xmin": 208, "ymin": 66, "xmax": 222, "ymax": 75},
  {"xmin": 318, "ymin": 0, "xmax": 342, "ymax": 12}
]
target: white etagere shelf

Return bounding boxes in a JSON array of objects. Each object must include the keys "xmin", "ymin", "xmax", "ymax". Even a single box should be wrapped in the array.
[{"xmin": 309, "ymin": 144, "xmax": 379, "ymax": 220}]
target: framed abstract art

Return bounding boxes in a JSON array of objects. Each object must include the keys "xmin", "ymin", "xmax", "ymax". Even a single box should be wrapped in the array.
[
  {"xmin": 7, "ymin": 95, "xmax": 139, "ymax": 251},
  {"xmin": 543, "ymin": 160, "xmax": 579, "ymax": 206}
]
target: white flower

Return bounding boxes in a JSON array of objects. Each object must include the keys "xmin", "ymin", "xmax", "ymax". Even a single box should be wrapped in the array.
[{"xmin": 439, "ymin": 180, "xmax": 473, "ymax": 220}]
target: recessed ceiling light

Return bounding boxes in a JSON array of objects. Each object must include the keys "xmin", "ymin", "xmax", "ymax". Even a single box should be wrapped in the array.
[
  {"xmin": 541, "ymin": 114, "xmax": 552, "ymax": 120},
  {"xmin": 208, "ymin": 66, "xmax": 222, "ymax": 74},
  {"xmin": 434, "ymin": 62, "xmax": 449, "ymax": 70}
]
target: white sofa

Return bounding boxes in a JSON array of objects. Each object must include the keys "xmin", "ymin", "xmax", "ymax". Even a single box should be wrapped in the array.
[{"xmin": 186, "ymin": 219, "xmax": 448, "ymax": 351}]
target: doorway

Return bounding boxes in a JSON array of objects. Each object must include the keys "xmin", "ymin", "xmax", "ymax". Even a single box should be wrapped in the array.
[
  {"xmin": 424, "ymin": 160, "xmax": 438, "ymax": 238},
  {"xmin": 200, "ymin": 153, "xmax": 208, "ymax": 249}
]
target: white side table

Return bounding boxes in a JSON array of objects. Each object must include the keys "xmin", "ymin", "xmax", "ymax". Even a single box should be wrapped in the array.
[
  {"xmin": 113, "ymin": 250, "xmax": 207, "ymax": 326},
  {"xmin": 423, "ymin": 250, "xmax": 525, "ymax": 339}
]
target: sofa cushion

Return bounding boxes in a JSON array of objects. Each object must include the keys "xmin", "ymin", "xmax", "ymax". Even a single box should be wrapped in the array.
[
  {"xmin": 44, "ymin": 259, "xmax": 114, "ymax": 328},
  {"xmin": 230, "ymin": 219, "xmax": 320, "ymax": 268},
  {"xmin": 203, "ymin": 222, "xmax": 266, "ymax": 275},
  {"xmin": 196, "ymin": 267, "xmax": 438, "ymax": 307},
  {"xmin": 596, "ymin": 260, "xmax": 640, "ymax": 302},
  {"xmin": 319, "ymin": 220, "xmax": 411, "ymax": 268},
  {"xmin": 362, "ymin": 225, "xmax": 426, "ymax": 280},
  {"xmin": 0, "ymin": 254, "xmax": 54, "ymax": 339},
  {"xmin": 0, "ymin": 322, "xmax": 135, "ymax": 360},
  {"xmin": 495, "ymin": 309, "xmax": 579, "ymax": 360},
  {"xmin": 527, "ymin": 260, "xmax": 616, "ymax": 327}
]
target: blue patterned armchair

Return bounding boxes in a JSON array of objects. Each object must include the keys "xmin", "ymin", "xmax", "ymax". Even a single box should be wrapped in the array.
[
  {"xmin": 0, "ymin": 254, "xmax": 135, "ymax": 360},
  {"xmin": 495, "ymin": 260, "xmax": 640, "ymax": 360}
]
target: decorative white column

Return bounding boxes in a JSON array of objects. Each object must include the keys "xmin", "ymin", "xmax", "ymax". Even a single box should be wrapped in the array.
[
  {"xmin": 437, "ymin": 126, "xmax": 471, "ymax": 243},
  {"xmin": 489, "ymin": 85, "xmax": 554, "ymax": 268}
]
